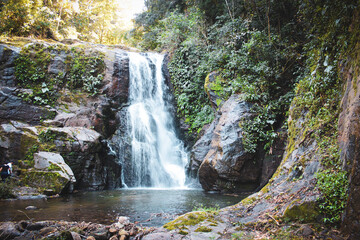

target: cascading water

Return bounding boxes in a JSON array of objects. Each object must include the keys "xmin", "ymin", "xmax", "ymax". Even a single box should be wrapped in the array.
[{"xmin": 123, "ymin": 52, "xmax": 188, "ymax": 188}]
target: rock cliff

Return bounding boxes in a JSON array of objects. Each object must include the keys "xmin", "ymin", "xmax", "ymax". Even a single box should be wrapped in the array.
[
  {"xmin": 0, "ymin": 40, "xmax": 131, "ymax": 194},
  {"xmin": 189, "ymin": 93, "xmax": 285, "ymax": 192}
]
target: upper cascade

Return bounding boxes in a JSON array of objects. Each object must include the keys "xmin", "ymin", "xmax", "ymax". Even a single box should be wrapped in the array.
[{"xmin": 124, "ymin": 52, "xmax": 188, "ymax": 188}]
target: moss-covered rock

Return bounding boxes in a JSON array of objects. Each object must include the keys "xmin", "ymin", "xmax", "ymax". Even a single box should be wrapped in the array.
[
  {"xmin": 163, "ymin": 211, "xmax": 217, "ymax": 231},
  {"xmin": 21, "ymin": 170, "xmax": 69, "ymax": 194},
  {"xmin": 194, "ymin": 226, "xmax": 212, "ymax": 232},
  {"xmin": 283, "ymin": 201, "xmax": 321, "ymax": 223}
]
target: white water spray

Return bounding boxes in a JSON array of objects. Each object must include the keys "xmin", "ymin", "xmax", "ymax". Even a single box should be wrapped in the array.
[{"xmin": 125, "ymin": 52, "xmax": 188, "ymax": 188}]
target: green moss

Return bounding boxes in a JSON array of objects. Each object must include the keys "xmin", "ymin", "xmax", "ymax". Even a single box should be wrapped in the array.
[
  {"xmin": 178, "ymin": 230, "xmax": 189, "ymax": 235},
  {"xmin": 0, "ymin": 36, "xmax": 36, "ymax": 47},
  {"xmin": 195, "ymin": 226, "xmax": 212, "ymax": 232},
  {"xmin": 18, "ymin": 131, "xmax": 38, "ymax": 158},
  {"xmin": 21, "ymin": 144, "xmax": 39, "ymax": 168},
  {"xmin": 204, "ymin": 73, "xmax": 211, "ymax": 95},
  {"xmin": 240, "ymin": 196, "xmax": 257, "ymax": 206},
  {"xmin": 21, "ymin": 170, "xmax": 68, "ymax": 194},
  {"xmin": 352, "ymin": 77, "xmax": 358, "ymax": 95},
  {"xmin": 283, "ymin": 201, "xmax": 320, "ymax": 223},
  {"xmin": 48, "ymin": 163, "xmax": 62, "ymax": 171},
  {"xmin": 261, "ymin": 183, "xmax": 270, "ymax": 194},
  {"xmin": 163, "ymin": 212, "xmax": 215, "ymax": 230}
]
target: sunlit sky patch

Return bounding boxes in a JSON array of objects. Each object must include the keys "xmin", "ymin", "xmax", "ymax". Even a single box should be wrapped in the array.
[{"xmin": 116, "ymin": 0, "xmax": 146, "ymax": 30}]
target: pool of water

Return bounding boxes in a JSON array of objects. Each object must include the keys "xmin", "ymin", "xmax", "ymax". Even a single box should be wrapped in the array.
[{"xmin": 0, "ymin": 189, "xmax": 248, "ymax": 226}]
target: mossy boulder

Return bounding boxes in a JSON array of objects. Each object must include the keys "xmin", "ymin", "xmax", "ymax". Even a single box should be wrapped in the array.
[
  {"xmin": 34, "ymin": 151, "xmax": 76, "ymax": 183},
  {"xmin": 163, "ymin": 211, "xmax": 217, "ymax": 231},
  {"xmin": 21, "ymin": 170, "xmax": 69, "ymax": 195},
  {"xmin": 193, "ymin": 94, "xmax": 260, "ymax": 192},
  {"xmin": 283, "ymin": 201, "xmax": 321, "ymax": 223}
]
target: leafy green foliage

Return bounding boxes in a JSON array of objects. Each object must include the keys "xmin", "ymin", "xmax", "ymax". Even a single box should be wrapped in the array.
[
  {"xmin": 0, "ymin": 0, "xmax": 129, "ymax": 44},
  {"xmin": 316, "ymin": 170, "xmax": 348, "ymax": 224},
  {"xmin": 38, "ymin": 129, "xmax": 58, "ymax": 144},
  {"xmin": 132, "ymin": 1, "xmax": 304, "ymax": 142},
  {"xmin": 14, "ymin": 43, "xmax": 105, "ymax": 105},
  {"xmin": 67, "ymin": 48, "xmax": 105, "ymax": 95},
  {"xmin": 169, "ymin": 44, "xmax": 214, "ymax": 134},
  {"xmin": 131, "ymin": 0, "xmax": 186, "ymax": 49},
  {"xmin": 286, "ymin": 0, "xmax": 358, "ymax": 225},
  {"xmin": 19, "ymin": 145, "xmax": 39, "ymax": 168}
]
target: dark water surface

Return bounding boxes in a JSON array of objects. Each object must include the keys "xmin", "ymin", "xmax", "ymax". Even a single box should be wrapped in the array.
[{"xmin": 0, "ymin": 189, "xmax": 248, "ymax": 226}]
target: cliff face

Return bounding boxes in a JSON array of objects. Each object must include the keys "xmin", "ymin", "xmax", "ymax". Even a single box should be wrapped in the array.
[
  {"xmin": 189, "ymin": 93, "xmax": 286, "ymax": 193},
  {"xmin": 0, "ymin": 40, "xmax": 131, "ymax": 192},
  {"xmin": 338, "ymin": 59, "xmax": 360, "ymax": 238}
]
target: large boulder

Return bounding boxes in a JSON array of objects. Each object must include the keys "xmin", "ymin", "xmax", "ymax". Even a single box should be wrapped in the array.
[
  {"xmin": 39, "ymin": 126, "xmax": 121, "ymax": 190},
  {"xmin": 24, "ymin": 151, "xmax": 77, "ymax": 194},
  {"xmin": 191, "ymin": 93, "xmax": 285, "ymax": 192},
  {"xmin": 193, "ymin": 94, "xmax": 259, "ymax": 192},
  {"xmin": 34, "ymin": 151, "xmax": 76, "ymax": 182}
]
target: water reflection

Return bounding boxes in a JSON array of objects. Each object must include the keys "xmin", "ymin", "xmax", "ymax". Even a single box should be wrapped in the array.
[{"xmin": 0, "ymin": 189, "xmax": 248, "ymax": 226}]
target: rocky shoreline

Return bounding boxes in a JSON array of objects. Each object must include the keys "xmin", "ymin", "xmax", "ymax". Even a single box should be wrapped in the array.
[
  {"xmin": 0, "ymin": 216, "xmax": 147, "ymax": 240},
  {"xmin": 0, "ymin": 214, "xmax": 346, "ymax": 240}
]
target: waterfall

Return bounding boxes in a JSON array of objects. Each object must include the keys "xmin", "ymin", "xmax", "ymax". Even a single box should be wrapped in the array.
[{"xmin": 123, "ymin": 52, "xmax": 188, "ymax": 188}]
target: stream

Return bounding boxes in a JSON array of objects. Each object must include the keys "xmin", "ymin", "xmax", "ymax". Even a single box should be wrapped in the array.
[{"xmin": 0, "ymin": 189, "xmax": 248, "ymax": 226}]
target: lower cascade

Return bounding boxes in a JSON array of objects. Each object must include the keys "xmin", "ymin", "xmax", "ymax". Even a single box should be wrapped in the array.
[{"xmin": 123, "ymin": 52, "xmax": 188, "ymax": 188}]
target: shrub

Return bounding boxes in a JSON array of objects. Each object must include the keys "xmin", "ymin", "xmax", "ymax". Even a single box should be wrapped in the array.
[{"xmin": 0, "ymin": 180, "xmax": 16, "ymax": 199}]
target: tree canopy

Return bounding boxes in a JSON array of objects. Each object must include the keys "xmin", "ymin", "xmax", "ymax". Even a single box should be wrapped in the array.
[{"xmin": 0, "ymin": 0, "xmax": 131, "ymax": 44}]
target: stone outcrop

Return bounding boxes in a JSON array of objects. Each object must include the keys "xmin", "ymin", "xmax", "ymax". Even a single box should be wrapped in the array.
[
  {"xmin": 338, "ymin": 61, "xmax": 360, "ymax": 238},
  {"xmin": 33, "ymin": 151, "xmax": 76, "ymax": 193},
  {"xmin": 0, "ymin": 41, "xmax": 131, "ymax": 193},
  {"xmin": 0, "ymin": 87, "xmax": 56, "ymax": 124},
  {"xmin": 190, "ymin": 94, "xmax": 285, "ymax": 192},
  {"xmin": 195, "ymin": 94, "xmax": 257, "ymax": 191}
]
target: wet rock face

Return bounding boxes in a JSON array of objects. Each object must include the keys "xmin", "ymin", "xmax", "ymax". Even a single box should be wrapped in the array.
[
  {"xmin": 93, "ymin": 50, "xmax": 129, "ymax": 138},
  {"xmin": 338, "ymin": 63, "xmax": 360, "ymax": 238},
  {"xmin": 102, "ymin": 49, "xmax": 129, "ymax": 107},
  {"xmin": 192, "ymin": 94, "xmax": 259, "ymax": 192}
]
